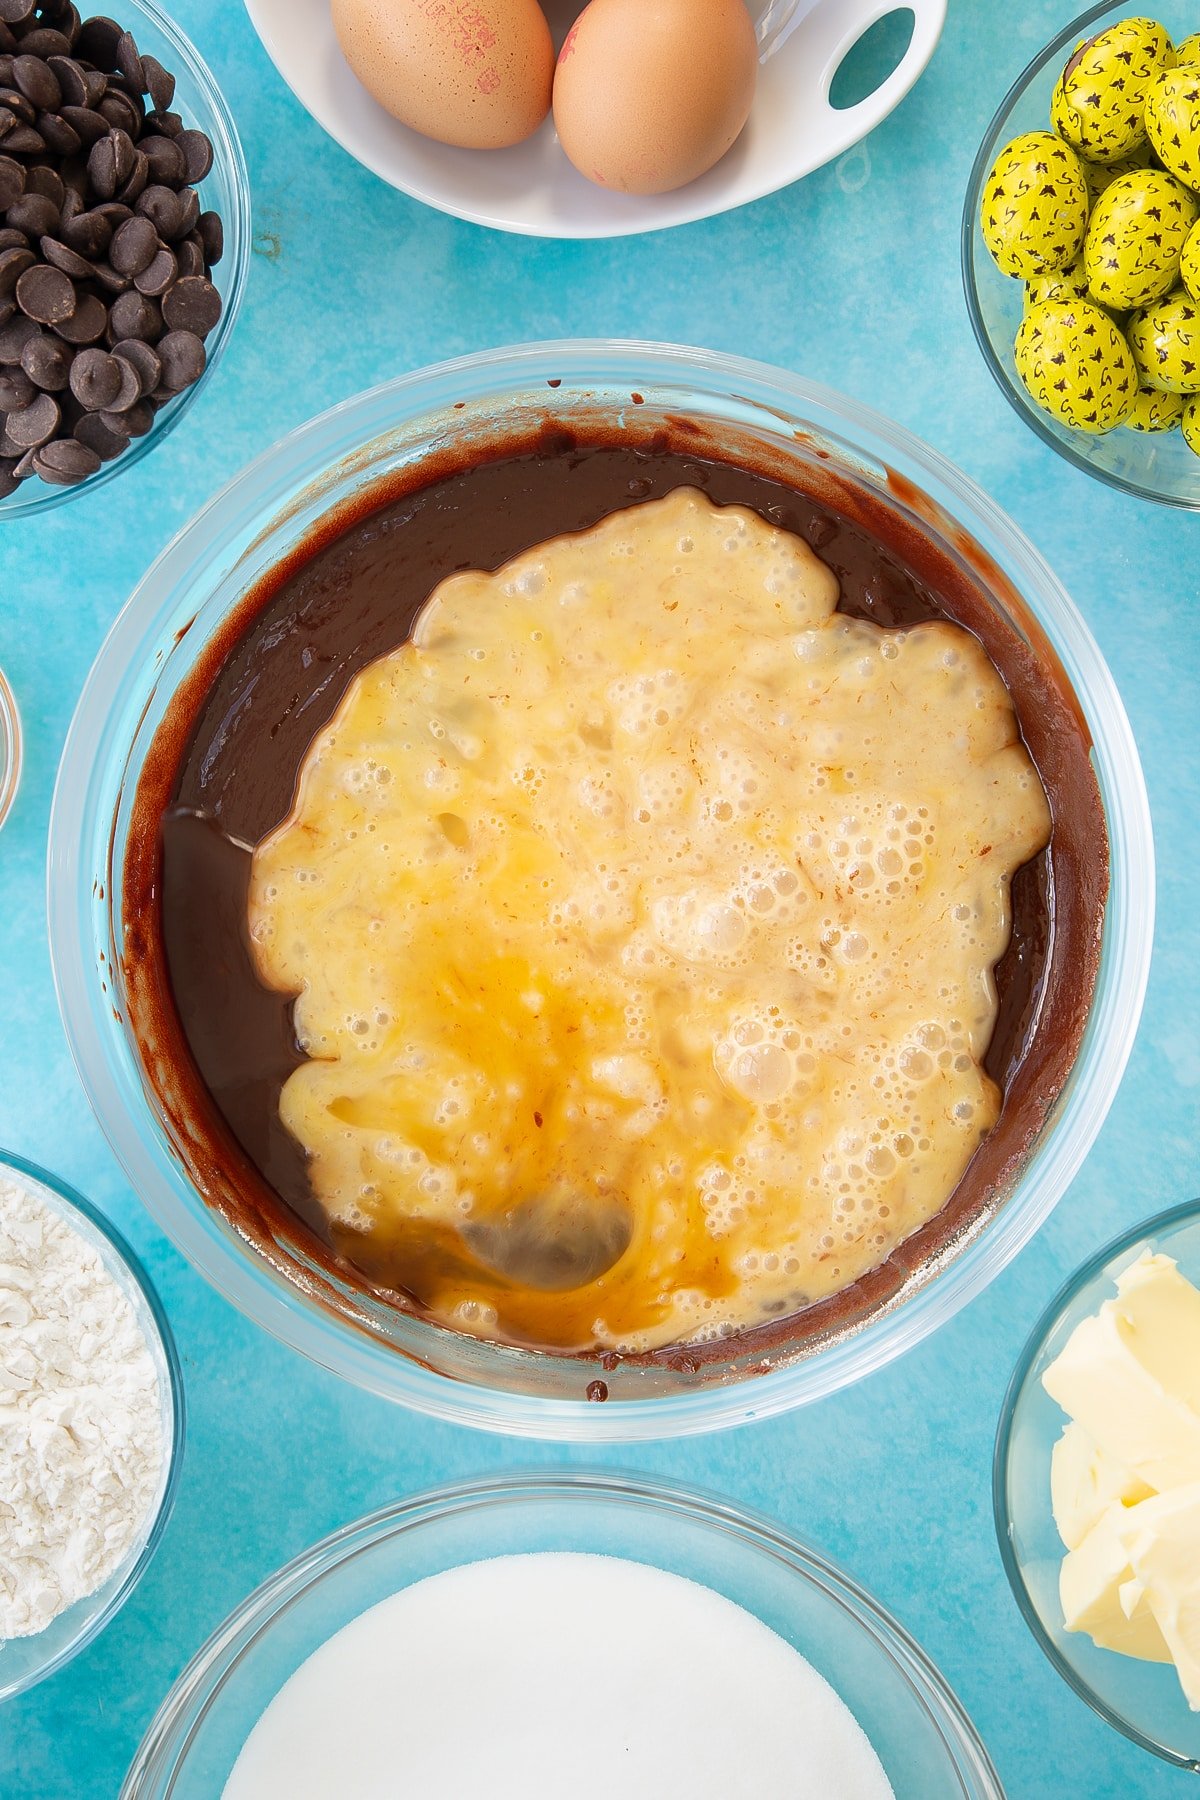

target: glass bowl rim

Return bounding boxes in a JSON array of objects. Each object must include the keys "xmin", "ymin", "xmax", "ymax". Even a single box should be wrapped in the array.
[
  {"xmin": 48, "ymin": 336, "xmax": 1155, "ymax": 1440},
  {"xmin": 121, "ymin": 1466, "xmax": 1004, "ymax": 1799},
  {"xmin": 959, "ymin": 0, "xmax": 1200, "ymax": 513},
  {"xmin": 0, "ymin": 666, "xmax": 21, "ymax": 830},
  {"xmin": 0, "ymin": 0, "xmax": 252, "ymax": 523},
  {"xmin": 992, "ymin": 1195, "xmax": 1200, "ymax": 1771},
  {"xmin": 0, "ymin": 1148, "xmax": 186, "ymax": 1703}
]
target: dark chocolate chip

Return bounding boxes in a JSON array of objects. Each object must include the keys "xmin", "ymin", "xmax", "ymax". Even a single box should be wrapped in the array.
[
  {"xmin": 132, "ymin": 241, "xmax": 173, "ymax": 294},
  {"xmin": 0, "ymin": 149, "xmax": 22, "ymax": 207},
  {"xmin": 68, "ymin": 343, "xmax": 121, "ymax": 409},
  {"xmin": 173, "ymin": 184, "xmax": 199, "ymax": 237},
  {"xmin": 19, "ymin": 326, "xmax": 70, "ymax": 388},
  {"xmin": 197, "ymin": 209, "xmax": 222, "ymax": 266},
  {"xmin": 135, "ymin": 181, "xmax": 179, "ymax": 237},
  {"xmin": 4, "ymin": 385, "xmax": 57, "ymax": 445},
  {"xmin": 32, "ymin": 434, "xmax": 99, "ymax": 481},
  {"xmin": 72, "ymin": 407, "xmax": 123, "ymax": 458},
  {"xmin": 47, "ymin": 54, "xmax": 87, "ymax": 108},
  {"xmin": 145, "ymin": 107, "xmax": 181, "ymax": 138},
  {"xmin": 161, "ymin": 274, "xmax": 219, "ymax": 338},
  {"xmin": 114, "ymin": 148, "xmax": 146, "ymax": 205},
  {"xmin": 74, "ymin": 13, "xmax": 121, "ymax": 66},
  {"xmin": 0, "ymin": 458, "xmax": 22, "ymax": 495},
  {"xmin": 110, "ymin": 333, "xmax": 157, "ymax": 394},
  {"xmin": 0, "ymin": 359, "xmax": 32, "ymax": 407},
  {"xmin": 15, "ymin": 261, "xmax": 74, "ymax": 323},
  {"xmin": 99, "ymin": 393, "xmax": 149, "ymax": 434},
  {"xmin": 51, "ymin": 287, "xmax": 103, "ymax": 341},
  {"xmin": 87, "ymin": 126, "xmax": 133, "ymax": 197},
  {"xmin": 38, "ymin": 233, "xmax": 91, "ymax": 278},
  {"xmin": 36, "ymin": 109, "xmax": 80, "ymax": 156},
  {"xmin": 81, "ymin": 67, "xmax": 106, "ymax": 109},
  {"xmin": 0, "ymin": 85, "xmax": 35, "ymax": 124},
  {"xmin": 57, "ymin": 102, "xmax": 107, "ymax": 146},
  {"xmin": 97, "ymin": 85, "xmax": 138, "ymax": 136},
  {"xmin": 138, "ymin": 132, "xmax": 183, "ymax": 184},
  {"xmin": 0, "ymin": 293, "xmax": 11, "ymax": 325},
  {"xmin": 2, "ymin": 123, "xmax": 44, "ymax": 154},
  {"xmin": 0, "ymin": 242, "xmax": 33, "ymax": 294},
  {"xmin": 140, "ymin": 53, "xmax": 173, "ymax": 113},
  {"xmin": 155, "ymin": 326, "xmax": 203, "ymax": 391},
  {"xmin": 176, "ymin": 128, "xmax": 212, "ymax": 184},
  {"xmin": 16, "ymin": 29, "xmax": 70, "ymax": 58},
  {"xmin": 89, "ymin": 258, "xmax": 128, "ymax": 293},
  {"xmin": 173, "ymin": 234, "xmax": 202, "ymax": 279},
  {"xmin": 6, "ymin": 190, "xmax": 58, "ymax": 237},
  {"xmin": 12, "ymin": 52, "xmax": 59, "ymax": 110},
  {"xmin": 0, "ymin": 307, "xmax": 36, "ymax": 358},
  {"xmin": 107, "ymin": 285, "xmax": 157, "ymax": 340},
  {"xmin": 60, "ymin": 206, "xmax": 109, "ymax": 257},
  {"xmin": 0, "ymin": 224, "xmax": 27, "ymax": 250},
  {"xmin": 24, "ymin": 164, "xmax": 64, "ymax": 206},
  {"xmin": 86, "ymin": 130, "xmax": 117, "ymax": 198},
  {"xmin": 0, "ymin": 0, "xmax": 35, "ymax": 23},
  {"xmin": 109, "ymin": 210, "xmax": 155, "ymax": 274},
  {"xmin": 113, "ymin": 27, "xmax": 143, "ymax": 92}
]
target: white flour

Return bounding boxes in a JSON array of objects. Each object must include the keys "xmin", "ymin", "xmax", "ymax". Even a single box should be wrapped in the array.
[{"xmin": 0, "ymin": 1171, "xmax": 165, "ymax": 1639}]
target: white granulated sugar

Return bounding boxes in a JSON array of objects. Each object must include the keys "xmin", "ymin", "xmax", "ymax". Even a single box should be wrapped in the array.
[
  {"xmin": 224, "ymin": 1553, "xmax": 896, "ymax": 1800},
  {"xmin": 0, "ymin": 1171, "xmax": 164, "ymax": 1639}
]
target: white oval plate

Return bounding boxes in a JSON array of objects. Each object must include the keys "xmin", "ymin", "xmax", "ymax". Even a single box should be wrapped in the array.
[{"xmin": 242, "ymin": 0, "xmax": 946, "ymax": 238}]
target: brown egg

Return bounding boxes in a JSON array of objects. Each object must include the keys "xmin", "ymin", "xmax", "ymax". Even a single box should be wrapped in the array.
[
  {"xmin": 331, "ymin": 0, "xmax": 555, "ymax": 150},
  {"xmin": 553, "ymin": 0, "xmax": 758, "ymax": 195}
]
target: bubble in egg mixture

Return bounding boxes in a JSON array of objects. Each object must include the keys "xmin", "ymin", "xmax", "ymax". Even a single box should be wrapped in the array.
[{"xmin": 248, "ymin": 489, "xmax": 1051, "ymax": 1354}]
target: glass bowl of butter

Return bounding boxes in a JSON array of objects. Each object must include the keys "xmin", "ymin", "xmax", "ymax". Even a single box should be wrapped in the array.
[{"xmin": 995, "ymin": 1199, "xmax": 1200, "ymax": 1770}]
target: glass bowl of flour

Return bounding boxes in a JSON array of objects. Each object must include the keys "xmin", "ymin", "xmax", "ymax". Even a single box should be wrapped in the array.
[
  {"xmin": 0, "ymin": 1152, "xmax": 184, "ymax": 1702},
  {"xmin": 122, "ymin": 1472, "xmax": 1002, "ymax": 1799}
]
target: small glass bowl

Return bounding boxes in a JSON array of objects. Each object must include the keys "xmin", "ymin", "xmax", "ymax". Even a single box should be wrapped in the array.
[
  {"xmin": 961, "ymin": 2, "xmax": 1200, "ymax": 510},
  {"xmin": 994, "ymin": 1199, "xmax": 1200, "ymax": 1771},
  {"xmin": 0, "ymin": 1151, "xmax": 184, "ymax": 1704},
  {"xmin": 0, "ymin": 668, "xmax": 20, "ymax": 829},
  {"xmin": 122, "ymin": 1472, "xmax": 1003, "ymax": 1799},
  {"xmin": 0, "ymin": 0, "xmax": 250, "ymax": 522}
]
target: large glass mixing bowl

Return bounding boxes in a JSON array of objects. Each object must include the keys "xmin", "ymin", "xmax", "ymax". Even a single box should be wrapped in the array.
[{"xmin": 48, "ymin": 341, "xmax": 1153, "ymax": 1439}]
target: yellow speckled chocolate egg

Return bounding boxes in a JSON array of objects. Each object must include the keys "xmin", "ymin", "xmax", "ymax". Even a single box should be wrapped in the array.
[
  {"xmin": 1182, "ymin": 395, "xmax": 1200, "ymax": 451},
  {"xmin": 1014, "ymin": 299, "xmax": 1137, "ymax": 430},
  {"xmin": 1080, "ymin": 143, "xmax": 1155, "ymax": 207},
  {"xmin": 1051, "ymin": 18, "xmax": 1174, "ymax": 163},
  {"xmin": 981, "ymin": 132, "xmax": 1089, "ymax": 277},
  {"xmin": 1127, "ymin": 286, "xmax": 1200, "ymax": 389},
  {"xmin": 1181, "ymin": 220, "xmax": 1200, "ymax": 298},
  {"xmin": 1123, "ymin": 385, "xmax": 1184, "ymax": 428},
  {"xmin": 1026, "ymin": 253, "xmax": 1090, "ymax": 308},
  {"xmin": 1084, "ymin": 169, "xmax": 1199, "ymax": 308},
  {"xmin": 1177, "ymin": 32, "xmax": 1200, "ymax": 65},
  {"xmin": 1144, "ymin": 66, "xmax": 1200, "ymax": 190}
]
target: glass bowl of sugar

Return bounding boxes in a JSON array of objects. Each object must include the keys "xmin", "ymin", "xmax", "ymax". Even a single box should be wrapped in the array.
[
  {"xmin": 0, "ymin": 1151, "xmax": 184, "ymax": 1702},
  {"xmin": 121, "ymin": 1471, "xmax": 1002, "ymax": 1799}
]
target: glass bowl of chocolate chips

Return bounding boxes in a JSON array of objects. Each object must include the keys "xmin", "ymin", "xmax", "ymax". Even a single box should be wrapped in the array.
[{"xmin": 0, "ymin": 0, "xmax": 249, "ymax": 515}]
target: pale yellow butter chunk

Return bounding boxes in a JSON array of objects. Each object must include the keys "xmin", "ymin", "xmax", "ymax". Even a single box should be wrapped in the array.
[
  {"xmin": 1050, "ymin": 1420, "xmax": 1153, "ymax": 1552},
  {"xmin": 1043, "ymin": 1253, "xmax": 1200, "ymax": 1492},
  {"xmin": 248, "ymin": 489, "xmax": 1050, "ymax": 1353},
  {"xmin": 1124, "ymin": 1484, "xmax": 1200, "ymax": 1708},
  {"xmin": 1059, "ymin": 1501, "xmax": 1173, "ymax": 1663}
]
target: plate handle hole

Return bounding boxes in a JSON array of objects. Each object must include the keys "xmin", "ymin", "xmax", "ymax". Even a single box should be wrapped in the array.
[{"xmin": 828, "ymin": 8, "xmax": 915, "ymax": 111}]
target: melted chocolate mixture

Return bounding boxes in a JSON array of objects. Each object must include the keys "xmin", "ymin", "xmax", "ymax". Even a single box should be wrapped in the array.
[{"xmin": 123, "ymin": 421, "xmax": 1106, "ymax": 1373}]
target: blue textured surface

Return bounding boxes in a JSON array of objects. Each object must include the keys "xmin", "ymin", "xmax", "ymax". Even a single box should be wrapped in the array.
[{"xmin": 1, "ymin": 2, "xmax": 1198, "ymax": 1795}]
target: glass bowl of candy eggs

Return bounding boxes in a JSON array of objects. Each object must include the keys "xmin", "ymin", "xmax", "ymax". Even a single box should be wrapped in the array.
[{"xmin": 963, "ymin": 5, "xmax": 1200, "ymax": 508}]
